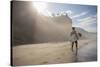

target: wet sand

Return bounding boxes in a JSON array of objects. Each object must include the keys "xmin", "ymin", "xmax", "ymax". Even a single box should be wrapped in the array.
[{"xmin": 12, "ymin": 39, "xmax": 97, "ymax": 66}]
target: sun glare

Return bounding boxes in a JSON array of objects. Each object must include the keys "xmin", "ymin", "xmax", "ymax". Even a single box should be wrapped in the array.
[{"xmin": 33, "ymin": 2, "xmax": 47, "ymax": 14}]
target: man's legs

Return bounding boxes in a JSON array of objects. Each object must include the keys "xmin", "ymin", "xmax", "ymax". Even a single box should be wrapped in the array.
[
  {"xmin": 75, "ymin": 41, "xmax": 78, "ymax": 49},
  {"xmin": 72, "ymin": 42, "xmax": 74, "ymax": 51},
  {"xmin": 75, "ymin": 41, "xmax": 78, "ymax": 55}
]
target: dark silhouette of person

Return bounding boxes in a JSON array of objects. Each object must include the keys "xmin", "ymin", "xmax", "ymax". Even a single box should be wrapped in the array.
[{"xmin": 70, "ymin": 27, "xmax": 79, "ymax": 51}]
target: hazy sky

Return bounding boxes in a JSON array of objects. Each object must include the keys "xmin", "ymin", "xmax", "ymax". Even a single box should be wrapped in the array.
[{"xmin": 34, "ymin": 2, "xmax": 97, "ymax": 32}]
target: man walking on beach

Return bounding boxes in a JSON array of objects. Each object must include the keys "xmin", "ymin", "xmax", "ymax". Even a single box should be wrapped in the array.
[{"xmin": 70, "ymin": 27, "xmax": 81, "ymax": 51}]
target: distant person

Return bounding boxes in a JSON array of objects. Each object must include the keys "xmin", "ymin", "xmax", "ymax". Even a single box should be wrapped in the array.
[{"xmin": 70, "ymin": 27, "xmax": 82, "ymax": 51}]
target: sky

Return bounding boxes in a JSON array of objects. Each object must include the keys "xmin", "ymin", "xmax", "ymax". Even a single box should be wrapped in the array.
[{"xmin": 34, "ymin": 2, "xmax": 97, "ymax": 33}]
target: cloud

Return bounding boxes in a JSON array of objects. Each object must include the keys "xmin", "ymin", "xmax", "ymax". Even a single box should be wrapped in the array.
[
  {"xmin": 76, "ymin": 14, "xmax": 97, "ymax": 32},
  {"xmin": 71, "ymin": 11, "xmax": 88, "ymax": 18},
  {"xmin": 54, "ymin": 10, "xmax": 73, "ymax": 17},
  {"xmin": 78, "ymin": 14, "xmax": 97, "ymax": 22},
  {"xmin": 46, "ymin": 10, "xmax": 52, "ymax": 16},
  {"xmin": 78, "ymin": 15, "xmax": 97, "ymax": 26},
  {"xmin": 41, "ymin": 10, "xmax": 73, "ymax": 18},
  {"xmin": 42, "ymin": 10, "xmax": 53, "ymax": 17},
  {"xmin": 65, "ymin": 10, "xmax": 73, "ymax": 15}
]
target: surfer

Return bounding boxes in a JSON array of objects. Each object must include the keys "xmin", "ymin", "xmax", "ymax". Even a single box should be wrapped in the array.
[{"xmin": 70, "ymin": 27, "xmax": 82, "ymax": 51}]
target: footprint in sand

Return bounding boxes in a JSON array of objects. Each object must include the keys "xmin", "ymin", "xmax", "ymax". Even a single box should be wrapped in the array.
[
  {"xmin": 41, "ymin": 61, "xmax": 48, "ymax": 64},
  {"xmin": 61, "ymin": 52, "xmax": 66, "ymax": 56},
  {"xmin": 57, "ymin": 57, "xmax": 61, "ymax": 59}
]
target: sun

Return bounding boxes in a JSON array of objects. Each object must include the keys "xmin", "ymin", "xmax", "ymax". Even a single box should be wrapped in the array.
[{"xmin": 32, "ymin": 2, "xmax": 47, "ymax": 14}]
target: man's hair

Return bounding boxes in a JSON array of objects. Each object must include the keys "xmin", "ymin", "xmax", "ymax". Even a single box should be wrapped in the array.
[{"xmin": 72, "ymin": 27, "xmax": 75, "ymax": 30}]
